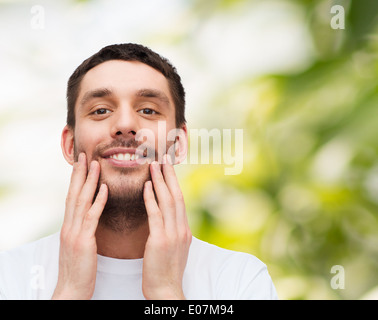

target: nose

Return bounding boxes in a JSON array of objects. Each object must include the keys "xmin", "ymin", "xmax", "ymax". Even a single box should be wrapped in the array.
[{"xmin": 111, "ymin": 106, "xmax": 139, "ymax": 139}]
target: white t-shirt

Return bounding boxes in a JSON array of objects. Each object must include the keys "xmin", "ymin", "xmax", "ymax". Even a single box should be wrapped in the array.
[{"xmin": 0, "ymin": 233, "xmax": 277, "ymax": 299}]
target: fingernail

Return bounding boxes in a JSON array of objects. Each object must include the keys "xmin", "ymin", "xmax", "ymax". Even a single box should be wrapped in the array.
[
  {"xmin": 90, "ymin": 161, "xmax": 97, "ymax": 171},
  {"xmin": 152, "ymin": 161, "xmax": 159, "ymax": 169},
  {"xmin": 166, "ymin": 154, "xmax": 173, "ymax": 165},
  {"xmin": 100, "ymin": 183, "xmax": 107, "ymax": 193},
  {"xmin": 78, "ymin": 152, "xmax": 85, "ymax": 163}
]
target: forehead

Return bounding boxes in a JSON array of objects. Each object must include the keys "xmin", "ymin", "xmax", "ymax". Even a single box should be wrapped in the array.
[{"xmin": 77, "ymin": 60, "xmax": 172, "ymax": 104}]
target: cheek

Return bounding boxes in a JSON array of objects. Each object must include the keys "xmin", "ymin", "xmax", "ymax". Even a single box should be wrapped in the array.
[
  {"xmin": 73, "ymin": 138, "xmax": 89, "ymax": 163},
  {"xmin": 73, "ymin": 128, "xmax": 102, "ymax": 162},
  {"xmin": 153, "ymin": 134, "xmax": 168, "ymax": 161},
  {"xmin": 153, "ymin": 122, "xmax": 177, "ymax": 155}
]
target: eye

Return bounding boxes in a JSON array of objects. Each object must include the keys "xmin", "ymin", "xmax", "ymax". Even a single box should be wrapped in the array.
[
  {"xmin": 93, "ymin": 108, "xmax": 111, "ymax": 115},
  {"xmin": 138, "ymin": 108, "xmax": 157, "ymax": 115}
]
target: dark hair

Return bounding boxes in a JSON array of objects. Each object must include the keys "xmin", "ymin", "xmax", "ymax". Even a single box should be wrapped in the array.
[{"xmin": 66, "ymin": 43, "xmax": 186, "ymax": 128}]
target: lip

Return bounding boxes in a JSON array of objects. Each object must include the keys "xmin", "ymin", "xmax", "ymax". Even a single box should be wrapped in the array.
[
  {"xmin": 102, "ymin": 148, "xmax": 139, "ymax": 158},
  {"xmin": 102, "ymin": 147, "xmax": 149, "ymax": 168},
  {"xmin": 104, "ymin": 157, "xmax": 140, "ymax": 168}
]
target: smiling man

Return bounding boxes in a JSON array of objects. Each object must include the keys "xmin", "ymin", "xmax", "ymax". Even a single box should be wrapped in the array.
[{"xmin": 0, "ymin": 43, "xmax": 277, "ymax": 300}]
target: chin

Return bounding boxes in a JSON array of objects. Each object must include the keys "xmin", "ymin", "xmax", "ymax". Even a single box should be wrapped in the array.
[
  {"xmin": 97, "ymin": 171, "xmax": 150, "ymax": 232},
  {"xmin": 99, "ymin": 166, "xmax": 150, "ymax": 198}
]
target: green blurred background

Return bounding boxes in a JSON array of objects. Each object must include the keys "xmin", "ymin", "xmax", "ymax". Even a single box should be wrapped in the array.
[
  {"xmin": 1, "ymin": 0, "xmax": 378, "ymax": 299},
  {"xmin": 180, "ymin": 0, "xmax": 378, "ymax": 300}
]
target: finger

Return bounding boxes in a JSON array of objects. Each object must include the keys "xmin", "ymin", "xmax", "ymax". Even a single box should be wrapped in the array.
[
  {"xmin": 64, "ymin": 152, "xmax": 87, "ymax": 227},
  {"xmin": 150, "ymin": 161, "xmax": 177, "ymax": 232},
  {"xmin": 143, "ymin": 180, "xmax": 164, "ymax": 237},
  {"xmin": 161, "ymin": 155, "xmax": 184, "ymax": 204},
  {"xmin": 83, "ymin": 183, "xmax": 108, "ymax": 235},
  {"xmin": 72, "ymin": 160, "xmax": 101, "ymax": 230},
  {"xmin": 162, "ymin": 155, "xmax": 188, "ymax": 229}
]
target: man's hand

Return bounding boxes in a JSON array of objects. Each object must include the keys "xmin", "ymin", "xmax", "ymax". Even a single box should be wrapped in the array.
[
  {"xmin": 52, "ymin": 153, "xmax": 108, "ymax": 300},
  {"xmin": 142, "ymin": 155, "xmax": 192, "ymax": 300}
]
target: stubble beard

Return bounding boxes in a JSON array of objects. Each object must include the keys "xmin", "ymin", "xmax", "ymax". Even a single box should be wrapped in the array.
[
  {"xmin": 74, "ymin": 138, "xmax": 155, "ymax": 233},
  {"xmin": 97, "ymin": 165, "xmax": 151, "ymax": 233}
]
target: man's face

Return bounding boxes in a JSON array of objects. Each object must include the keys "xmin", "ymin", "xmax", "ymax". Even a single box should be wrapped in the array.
[{"xmin": 62, "ymin": 60, "xmax": 185, "ymax": 225}]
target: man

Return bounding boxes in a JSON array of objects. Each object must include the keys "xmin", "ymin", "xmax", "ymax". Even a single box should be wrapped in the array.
[{"xmin": 0, "ymin": 43, "xmax": 277, "ymax": 299}]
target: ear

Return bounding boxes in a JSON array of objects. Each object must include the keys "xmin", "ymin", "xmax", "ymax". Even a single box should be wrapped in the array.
[
  {"xmin": 61, "ymin": 125, "xmax": 75, "ymax": 165},
  {"xmin": 172, "ymin": 124, "xmax": 188, "ymax": 165}
]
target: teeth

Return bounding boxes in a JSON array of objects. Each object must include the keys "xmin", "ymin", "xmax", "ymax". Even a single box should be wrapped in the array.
[{"xmin": 109, "ymin": 153, "xmax": 139, "ymax": 161}]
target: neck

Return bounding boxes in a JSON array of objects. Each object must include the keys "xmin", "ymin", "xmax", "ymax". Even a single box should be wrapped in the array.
[{"xmin": 95, "ymin": 221, "xmax": 149, "ymax": 259}]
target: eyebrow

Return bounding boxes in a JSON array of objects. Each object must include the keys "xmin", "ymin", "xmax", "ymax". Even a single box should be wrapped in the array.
[
  {"xmin": 80, "ymin": 87, "xmax": 170, "ymax": 107},
  {"xmin": 80, "ymin": 87, "xmax": 113, "ymax": 106},
  {"xmin": 135, "ymin": 88, "xmax": 170, "ymax": 106}
]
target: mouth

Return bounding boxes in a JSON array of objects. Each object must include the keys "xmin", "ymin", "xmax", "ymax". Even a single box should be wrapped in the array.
[
  {"xmin": 109, "ymin": 152, "xmax": 140, "ymax": 161},
  {"xmin": 101, "ymin": 147, "xmax": 150, "ymax": 168}
]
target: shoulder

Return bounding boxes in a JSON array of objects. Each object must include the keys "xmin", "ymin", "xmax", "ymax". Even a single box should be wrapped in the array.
[
  {"xmin": 186, "ymin": 237, "xmax": 278, "ymax": 299},
  {"xmin": 0, "ymin": 232, "xmax": 60, "ymax": 264},
  {"xmin": 0, "ymin": 233, "xmax": 60, "ymax": 299},
  {"xmin": 189, "ymin": 237, "xmax": 265, "ymax": 269}
]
